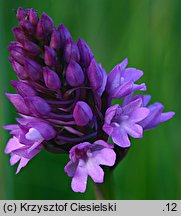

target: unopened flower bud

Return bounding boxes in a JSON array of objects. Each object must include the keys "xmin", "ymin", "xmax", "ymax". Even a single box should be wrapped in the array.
[
  {"xmin": 20, "ymin": 19, "xmax": 35, "ymax": 33},
  {"xmin": 43, "ymin": 67, "xmax": 61, "ymax": 90},
  {"xmin": 24, "ymin": 59, "xmax": 42, "ymax": 81},
  {"xmin": 16, "ymin": 7, "xmax": 27, "ymax": 21},
  {"xmin": 73, "ymin": 101, "xmax": 93, "ymax": 126},
  {"xmin": 11, "ymin": 80, "xmax": 37, "ymax": 97},
  {"xmin": 28, "ymin": 8, "xmax": 39, "ymax": 25},
  {"xmin": 24, "ymin": 96, "xmax": 51, "ymax": 116},
  {"xmin": 9, "ymin": 57, "xmax": 28, "ymax": 79},
  {"xmin": 36, "ymin": 20, "xmax": 44, "ymax": 40},
  {"xmin": 41, "ymin": 12, "xmax": 54, "ymax": 34},
  {"xmin": 22, "ymin": 40, "xmax": 41, "ymax": 56},
  {"xmin": 12, "ymin": 26, "xmax": 28, "ymax": 42},
  {"xmin": 5, "ymin": 93, "xmax": 30, "ymax": 114},
  {"xmin": 58, "ymin": 24, "xmax": 71, "ymax": 48},
  {"xmin": 87, "ymin": 59, "xmax": 107, "ymax": 96},
  {"xmin": 66, "ymin": 60, "xmax": 84, "ymax": 87},
  {"xmin": 36, "ymin": 13, "xmax": 54, "ymax": 40},
  {"xmin": 8, "ymin": 45, "xmax": 26, "ymax": 65},
  {"xmin": 63, "ymin": 39, "xmax": 80, "ymax": 63},
  {"xmin": 77, "ymin": 38, "xmax": 94, "ymax": 68},
  {"xmin": 44, "ymin": 46, "xmax": 57, "ymax": 66},
  {"xmin": 50, "ymin": 29, "xmax": 61, "ymax": 50}
]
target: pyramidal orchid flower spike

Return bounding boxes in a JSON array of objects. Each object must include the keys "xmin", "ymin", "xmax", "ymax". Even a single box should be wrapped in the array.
[{"xmin": 4, "ymin": 7, "xmax": 175, "ymax": 194}]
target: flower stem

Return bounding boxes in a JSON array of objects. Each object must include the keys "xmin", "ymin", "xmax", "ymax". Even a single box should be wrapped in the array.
[{"xmin": 94, "ymin": 167, "xmax": 115, "ymax": 200}]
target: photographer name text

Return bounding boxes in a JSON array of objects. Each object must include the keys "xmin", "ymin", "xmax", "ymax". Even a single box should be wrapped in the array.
[{"xmin": 3, "ymin": 202, "xmax": 117, "ymax": 213}]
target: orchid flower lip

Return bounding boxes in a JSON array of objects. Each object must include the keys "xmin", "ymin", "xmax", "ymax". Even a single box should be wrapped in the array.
[{"xmin": 25, "ymin": 128, "xmax": 44, "ymax": 141}]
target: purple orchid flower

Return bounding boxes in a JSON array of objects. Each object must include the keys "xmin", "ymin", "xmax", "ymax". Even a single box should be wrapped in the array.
[
  {"xmin": 5, "ymin": 136, "xmax": 42, "ymax": 174},
  {"xmin": 64, "ymin": 140, "xmax": 116, "ymax": 192},
  {"xmin": 3, "ymin": 117, "xmax": 56, "ymax": 173},
  {"xmin": 139, "ymin": 95, "xmax": 175, "ymax": 130},
  {"xmin": 3, "ymin": 7, "xmax": 174, "ymax": 193},
  {"xmin": 103, "ymin": 98, "xmax": 150, "ymax": 147},
  {"xmin": 122, "ymin": 94, "xmax": 175, "ymax": 130},
  {"xmin": 106, "ymin": 58, "xmax": 146, "ymax": 103}
]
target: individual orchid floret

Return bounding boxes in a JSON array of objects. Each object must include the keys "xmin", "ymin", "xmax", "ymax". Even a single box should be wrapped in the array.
[
  {"xmin": 64, "ymin": 140, "xmax": 116, "ymax": 192},
  {"xmin": 4, "ymin": 118, "xmax": 56, "ymax": 173},
  {"xmin": 106, "ymin": 58, "xmax": 146, "ymax": 101},
  {"xmin": 5, "ymin": 136, "xmax": 42, "ymax": 174},
  {"xmin": 73, "ymin": 101, "xmax": 93, "ymax": 126},
  {"xmin": 139, "ymin": 95, "xmax": 175, "ymax": 130},
  {"xmin": 103, "ymin": 98, "xmax": 150, "ymax": 147}
]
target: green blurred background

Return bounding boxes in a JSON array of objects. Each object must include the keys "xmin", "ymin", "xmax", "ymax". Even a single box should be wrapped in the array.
[{"xmin": 0, "ymin": 0, "xmax": 180, "ymax": 199}]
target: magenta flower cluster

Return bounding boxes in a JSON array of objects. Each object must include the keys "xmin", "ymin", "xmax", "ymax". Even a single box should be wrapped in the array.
[{"xmin": 4, "ymin": 7, "xmax": 175, "ymax": 193}]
